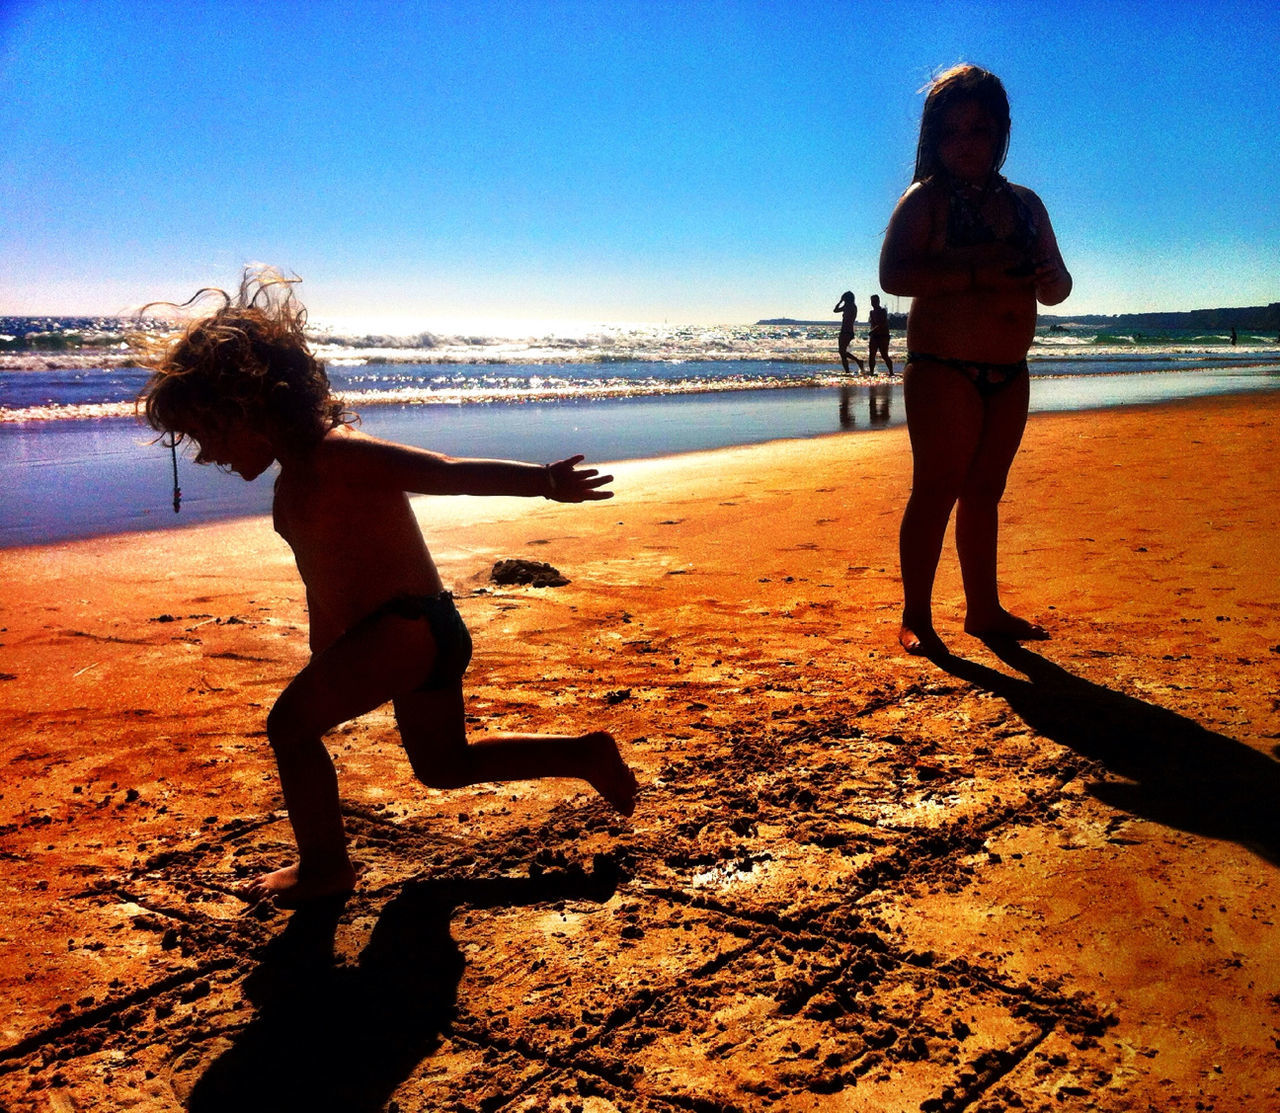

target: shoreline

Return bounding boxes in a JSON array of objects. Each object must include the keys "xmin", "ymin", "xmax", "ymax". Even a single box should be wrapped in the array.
[
  {"xmin": 4, "ymin": 378, "xmax": 1280, "ymax": 551},
  {"xmin": 7, "ymin": 386, "xmax": 1275, "ymax": 553},
  {"xmin": 3, "ymin": 391, "xmax": 1279, "ymax": 1107}
]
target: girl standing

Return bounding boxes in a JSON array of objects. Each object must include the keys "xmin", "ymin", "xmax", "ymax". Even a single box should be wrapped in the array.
[{"xmin": 879, "ymin": 65, "xmax": 1072, "ymax": 655}]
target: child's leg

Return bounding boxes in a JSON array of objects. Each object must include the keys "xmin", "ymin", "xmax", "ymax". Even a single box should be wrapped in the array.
[
  {"xmin": 394, "ymin": 686, "xmax": 638, "ymax": 816},
  {"xmin": 955, "ymin": 373, "xmax": 1043, "ymax": 639},
  {"xmin": 898, "ymin": 360, "xmax": 985, "ymax": 653},
  {"xmin": 245, "ymin": 613, "xmax": 443, "ymax": 905}
]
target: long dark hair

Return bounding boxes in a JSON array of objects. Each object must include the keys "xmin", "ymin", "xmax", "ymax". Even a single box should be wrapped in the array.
[{"xmin": 913, "ymin": 64, "xmax": 1011, "ymax": 183}]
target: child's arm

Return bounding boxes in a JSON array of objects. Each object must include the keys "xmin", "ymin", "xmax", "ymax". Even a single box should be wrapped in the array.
[
  {"xmin": 316, "ymin": 433, "xmax": 613, "ymax": 501},
  {"xmin": 880, "ymin": 183, "xmax": 1028, "ymax": 298},
  {"xmin": 880, "ymin": 183, "xmax": 969, "ymax": 297},
  {"xmin": 1025, "ymin": 191, "xmax": 1072, "ymax": 306}
]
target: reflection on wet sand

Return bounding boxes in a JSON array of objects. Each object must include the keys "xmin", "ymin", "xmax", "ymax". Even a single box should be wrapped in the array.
[{"xmin": 838, "ymin": 382, "xmax": 895, "ymax": 429}]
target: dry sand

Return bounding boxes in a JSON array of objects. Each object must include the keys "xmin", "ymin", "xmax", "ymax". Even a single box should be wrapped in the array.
[{"xmin": 2, "ymin": 391, "xmax": 1279, "ymax": 1112}]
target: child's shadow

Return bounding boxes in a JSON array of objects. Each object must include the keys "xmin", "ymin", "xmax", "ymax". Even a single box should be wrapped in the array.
[
  {"xmin": 188, "ymin": 864, "xmax": 619, "ymax": 1113},
  {"xmin": 929, "ymin": 640, "xmax": 1280, "ymax": 865}
]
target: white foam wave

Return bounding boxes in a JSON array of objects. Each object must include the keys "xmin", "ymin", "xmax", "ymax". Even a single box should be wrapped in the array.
[{"xmin": 1, "ymin": 401, "xmax": 137, "ymax": 423}]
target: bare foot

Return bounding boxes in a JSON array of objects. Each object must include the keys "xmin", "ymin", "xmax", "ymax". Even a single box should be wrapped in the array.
[
  {"xmin": 899, "ymin": 621, "xmax": 945, "ymax": 657},
  {"xmin": 239, "ymin": 859, "xmax": 356, "ymax": 908},
  {"xmin": 964, "ymin": 609, "xmax": 1048, "ymax": 641},
  {"xmin": 583, "ymin": 731, "xmax": 638, "ymax": 816}
]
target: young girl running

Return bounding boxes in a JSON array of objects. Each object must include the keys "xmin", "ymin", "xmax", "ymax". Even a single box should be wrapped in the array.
[
  {"xmin": 138, "ymin": 270, "xmax": 637, "ymax": 905},
  {"xmin": 879, "ymin": 65, "xmax": 1072, "ymax": 655}
]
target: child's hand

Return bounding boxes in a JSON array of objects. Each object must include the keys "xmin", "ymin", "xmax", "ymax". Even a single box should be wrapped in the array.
[
  {"xmin": 1034, "ymin": 255, "xmax": 1072, "ymax": 305},
  {"xmin": 546, "ymin": 455, "xmax": 614, "ymax": 502},
  {"xmin": 965, "ymin": 243, "xmax": 1029, "ymax": 290}
]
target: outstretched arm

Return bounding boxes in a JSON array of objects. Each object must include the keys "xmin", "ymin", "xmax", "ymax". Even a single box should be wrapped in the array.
[{"xmin": 312, "ymin": 432, "xmax": 613, "ymax": 501}]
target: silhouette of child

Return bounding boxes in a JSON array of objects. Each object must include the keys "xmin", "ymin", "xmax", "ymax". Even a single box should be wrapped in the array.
[
  {"xmin": 879, "ymin": 65, "xmax": 1071, "ymax": 655},
  {"xmin": 138, "ymin": 269, "xmax": 637, "ymax": 905}
]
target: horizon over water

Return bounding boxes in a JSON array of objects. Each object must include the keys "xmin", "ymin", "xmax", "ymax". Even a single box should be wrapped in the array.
[{"xmin": 3, "ymin": 316, "xmax": 1280, "ymax": 548}]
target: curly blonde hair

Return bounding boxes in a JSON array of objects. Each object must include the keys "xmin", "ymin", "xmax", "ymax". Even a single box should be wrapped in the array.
[{"xmin": 136, "ymin": 268, "xmax": 351, "ymax": 452}]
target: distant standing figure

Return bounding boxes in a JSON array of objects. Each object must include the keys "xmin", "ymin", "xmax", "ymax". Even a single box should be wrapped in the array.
[
  {"xmin": 834, "ymin": 291, "xmax": 865, "ymax": 374},
  {"xmin": 867, "ymin": 294, "xmax": 894, "ymax": 375},
  {"xmin": 879, "ymin": 64, "xmax": 1072, "ymax": 655},
  {"xmin": 1230, "ymin": 327, "xmax": 1238, "ymax": 345}
]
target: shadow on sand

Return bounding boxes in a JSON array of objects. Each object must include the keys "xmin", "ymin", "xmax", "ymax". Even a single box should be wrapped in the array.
[
  {"xmin": 188, "ymin": 864, "xmax": 618, "ymax": 1113},
  {"xmin": 928, "ymin": 639, "xmax": 1280, "ymax": 865}
]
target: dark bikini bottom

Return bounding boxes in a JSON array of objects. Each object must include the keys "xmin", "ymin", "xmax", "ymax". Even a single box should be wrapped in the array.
[
  {"xmin": 907, "ymin": 351, "xmax": 1028, "ymax": 399},
  {"xmin": 361, "ymin": 591, "xmax": 473, "ymax": 692}
]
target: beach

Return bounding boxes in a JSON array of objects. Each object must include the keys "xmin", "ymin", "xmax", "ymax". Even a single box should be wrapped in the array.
[{"xmin": 2, "ymin": 390, "xmax": 1279, "ymax": 1109}]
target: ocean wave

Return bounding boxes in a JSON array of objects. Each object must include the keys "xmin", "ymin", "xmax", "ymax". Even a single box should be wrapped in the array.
[
  {"xmin": 7, "ymin": 339, "xmax": 1277, "ymax": 374},
  {"xmin": 10, "ymin": 360, "xmax": 1280, "ymax": 424},
  {"xmin": 4, "ymin": 314, "xmax": 1279, "ymax": 423},
  {"xmin": 333, "ymin": 373, "xmax": 865, "ymax": 408},
  {"xmin": 0, "ymin": 352, "xmax": 140, "ymax": 372},
  {"xmin": 1, "ymin": 400, "xmax": 140, "ymax": 423},
  {"xmin": 1, "ymin": 371, "xmax": 886, "ymax": 422}
]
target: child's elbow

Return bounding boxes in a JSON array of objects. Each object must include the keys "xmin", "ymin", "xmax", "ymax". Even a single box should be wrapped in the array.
[
  {"xmin": 879, "ymin": 270, "xmax": 911, "ymax": 298},
  {"xmin": 878, "ymin": 255, "xmax": 913, "ymax": 297},
  {"xmin": 1038, "ymin": 277, "xmax": 1073, "ymax": 307}
]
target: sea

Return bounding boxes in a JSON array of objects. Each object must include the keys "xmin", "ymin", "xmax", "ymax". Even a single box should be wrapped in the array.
[{"xmin": 3, "ymin": 316, "xmax": 1279, "ymax": 549}]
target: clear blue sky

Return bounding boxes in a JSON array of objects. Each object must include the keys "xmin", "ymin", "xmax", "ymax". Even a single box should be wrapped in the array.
[{"xmin": 2, "ymin": 0, "xmax": 1277, "ymax": 329}]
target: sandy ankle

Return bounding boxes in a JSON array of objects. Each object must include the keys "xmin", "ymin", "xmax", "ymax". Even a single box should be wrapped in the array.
[
  {"xmin": 583, "ymin": 731, "xmax": 639, "ymax": 816},
  {"xmin": 241, "ymin": 860, "xmax": 357, "ymax": 908}
]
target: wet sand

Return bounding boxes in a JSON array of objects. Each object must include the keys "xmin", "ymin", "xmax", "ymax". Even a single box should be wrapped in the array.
[{"xmin": 2, "ymin": 392, "xmax": 1279, "ymax": 1111}]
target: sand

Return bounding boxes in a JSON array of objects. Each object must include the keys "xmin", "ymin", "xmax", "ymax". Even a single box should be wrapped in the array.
[{"xmin": 1, "ymin": 391, "xmax": 1279, "ymax": 1112}]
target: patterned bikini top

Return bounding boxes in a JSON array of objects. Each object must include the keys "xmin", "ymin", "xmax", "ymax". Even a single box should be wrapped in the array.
[{"xmin": 944, "ymin": 173, "xmax": 1039, "ymax": 254}]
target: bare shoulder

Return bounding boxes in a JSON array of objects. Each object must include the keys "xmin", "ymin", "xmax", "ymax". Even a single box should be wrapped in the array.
[
  {"xmin": 316, "ymin": 424, "xmax": 374, "ymax": 452},
  {"xmin": 1007, "ymin": 181, "xmax": 1051, "ymax": 217},
  {"xmin": 311, "ymin": 425, "xmax": 413, "ymax": 463},
  {"xmin": 303, "ymin": 425, "xmax": 363, "ymax": 476},
  {"xmin": 886, "ymin": 178, "xmax": 945, "ymax": 242},
  {"xmin": 894, "ymin": 178, "xmax": 943, "ymax": 214},
  {"xmin": 305, "ymin": 426, "xmax": 394, "ymax": 483},
  {"xmin": 307, "ymin": 425, "xmax": 450, "ymax": 491}
]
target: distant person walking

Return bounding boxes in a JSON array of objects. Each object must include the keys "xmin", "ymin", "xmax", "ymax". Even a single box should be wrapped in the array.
[
  {"xmin": 880, "ymin": 64, "xmax": 1072, "ymax": 655},
  {"xmin": 867, "ymin": 294, "xmax": 893, "ymax": 375},
  {"xmin": 834, "ymin": 291, "xmax": 865, "ymax": 374}
]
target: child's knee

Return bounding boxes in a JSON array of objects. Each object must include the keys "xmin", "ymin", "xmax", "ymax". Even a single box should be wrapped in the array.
[
  {"xmin": 266, "ymin": 700, "xmax": 308, "ymax": 753},
  {"xmin": 959, "ymin": 474, "xmax": 1008, "ymax": 504},
  {"xmin": 910, "ymin": 473, "xmax": 965, "ymax": 507}
]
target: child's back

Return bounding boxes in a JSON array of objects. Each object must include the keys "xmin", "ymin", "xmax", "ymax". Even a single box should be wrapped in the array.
[{"xmin": 271, "ymin": 425, "xmax": 445, "ymax": 650}]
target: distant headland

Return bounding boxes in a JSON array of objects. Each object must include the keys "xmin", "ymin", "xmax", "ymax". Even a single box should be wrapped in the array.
[{"xmin": 759, "ymin": 303, "xmax": 1280, "ymax": 331}]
